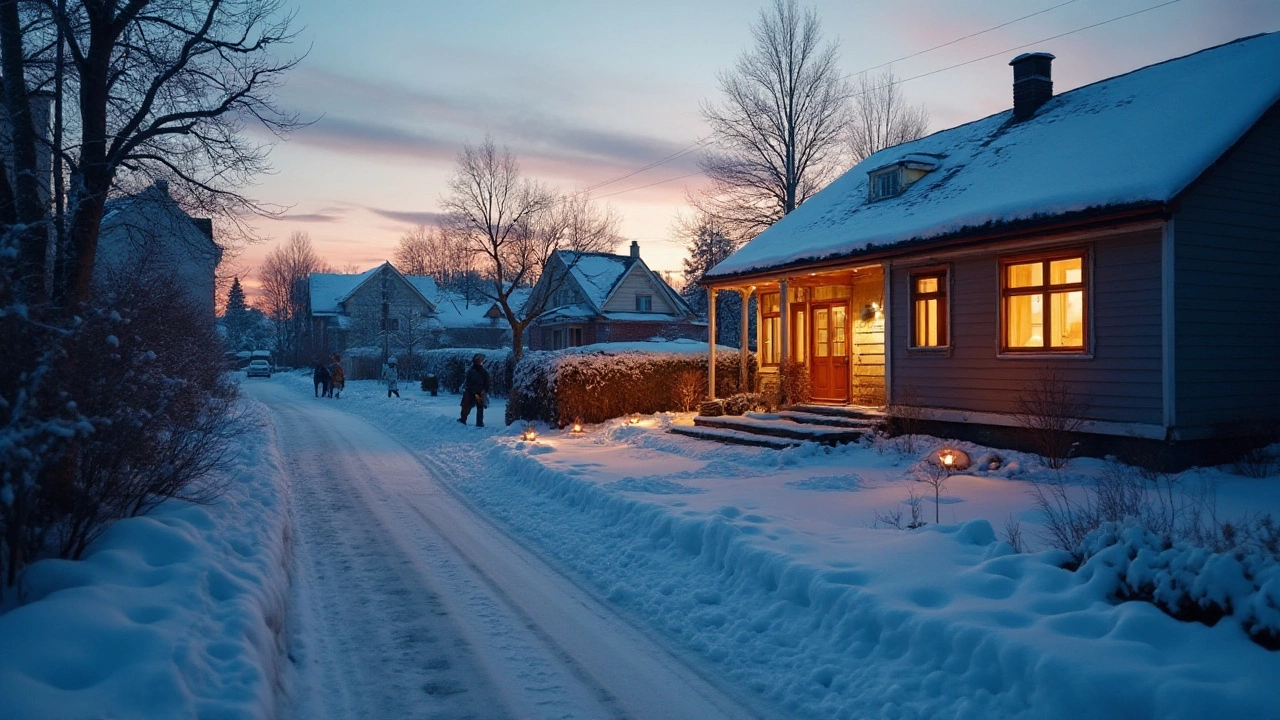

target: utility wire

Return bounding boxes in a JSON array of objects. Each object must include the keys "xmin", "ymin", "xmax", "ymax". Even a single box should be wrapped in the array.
[
  {"xmin": 851, "ymin": 0, "xmax": 1186, "ymax": 97},
  {"xmin": 849, "ymin": 0, "xmax": 1080, "ymax": 78}
]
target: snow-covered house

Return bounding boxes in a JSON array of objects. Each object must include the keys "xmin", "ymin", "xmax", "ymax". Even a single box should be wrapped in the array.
[
  {"xmin": 430, "ymin": 288, "xmax": 527, "ymax": 349},
  {"xmin": 94, "ymin": 179, "xmax": 222, "ymax": 317},
  {"xmin": 309, "ymin": 262, "xmax": 437, "ymax": 354},
  {"xmin": 702, "ymin": 33, "xmax": 1280, "ymax": 450},
  {"xmin": 526, "ymin": 241, "xmax": 703, "ymax": 350}
]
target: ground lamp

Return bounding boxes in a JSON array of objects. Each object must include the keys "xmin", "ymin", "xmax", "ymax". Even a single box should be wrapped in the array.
[
  {"xmin": 570, "ymin": 418, "xmax": 584, "ymax": 434},
  {"xmin": 935, "ymin": 447, "xmax": 971, "ymax": 472},
  {"xmin": 520, "ymin": 425, "xmax": 538, "ymax": 442},
  {"xmin": 627, "ymin": 412, "xmax": 641, "ymax": 425}
]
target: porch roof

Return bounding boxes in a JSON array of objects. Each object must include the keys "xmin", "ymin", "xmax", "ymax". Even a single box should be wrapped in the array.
[{"xmin": 706, "ymin": 32, "xmax": 1280, "ymax": 282}]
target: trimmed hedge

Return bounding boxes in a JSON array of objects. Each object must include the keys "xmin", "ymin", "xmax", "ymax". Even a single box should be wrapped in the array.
[
  {"xmin": 506, "ymin": 348, "xmax": 755, "ymax": 426},
  {"xmin": 419, "ymin": 348, "xmax": 514, "ymax": 397}
]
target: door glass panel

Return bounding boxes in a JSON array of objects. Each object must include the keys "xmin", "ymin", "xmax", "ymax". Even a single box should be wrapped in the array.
[
  {"xmin": 1007, "ymin": 262, "xmax": 1043, "ymax": 288},
  {"xmin": 916, "ymin": 277, "xmax": 938, "ymax": 294},
  {"xmin": 1050, "ymin": 291, "xmax": 1084, "ymax": 347},
  {"xmin": 815, "ymin": 308, "xmax": 829, "ymax": 358},
  {"xmin": 1006, "ymin": 294, "xmax": 1043, "ymax": 347},
  {"xmin": 1050, "ymin": 258, "xmax": 1082, "ymax": 285},
  {"xmin": 793, "ymin": 310, "xmax": 807, "ymax": 363},
  {"xmin": 831, "ymin": 306, "xmax": 847, "ymax": 357}
]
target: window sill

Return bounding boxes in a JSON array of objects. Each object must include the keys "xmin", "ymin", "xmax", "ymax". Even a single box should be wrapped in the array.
[{"xmin": 997, "ymin": 351, "xmax": 1093, "ymax": 361}]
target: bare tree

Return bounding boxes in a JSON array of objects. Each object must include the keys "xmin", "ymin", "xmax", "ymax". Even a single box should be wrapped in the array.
[
  {"xmin": 441, "ymin": 136, "xmax": 619, "ymax": 362},
  {"xmin": 0, "ymin": 0, "xmax": 303, "ymax": 308},
  {"xmin": 696, "ymin": 0, "xmax": 850, "ymax": 239},
  {"xmin": 258, "ymin": 231, "xmax": 327, "ymax": 365},
  {"xmin": 845, "ymin": 69, "xmax": 930, "ymax": 165},
  {"xmin": 394, "ymin": 224, "xmax": 473, "ymax": 281}
]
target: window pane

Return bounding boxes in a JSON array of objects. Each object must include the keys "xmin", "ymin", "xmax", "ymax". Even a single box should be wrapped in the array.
[
  {"xmin": 794, "ymin": 311, "xmax": 806, "ymax": 362},
  {"xmin": 914, "ymin": 298, "xmax": 942, "ymax": 347},
  {"xmin": 815, "ymin": 309, "xmax": 829, "ymax": 358},
  {"xmin": 927, "ymin": 298, "xmax": 938, "ymax": 346},
  {"xmin": 1050, "ymin": 291, "xmax": 1084, "ymax": 347},
  {"xmin": 917, "ymin": 277, "xmax": 938, "ymax": 294},
  {"xmin": 1007, "ymin": 294, "xmax": 1043, "ymax": 347},
  {"xmin": 761, "ymin": 293, "xmax": 780, "ymax": 314},
  {"xmin": 1050, "ymin": 258, "xmax": 1083, "ymax": 285},
  {"xmin": 1006, "ymin": 262, "xmax": 1043, "ymax": 288},
  {"xmin": 832, "ymin": 306, "xmax": 847, "ymax": 357}
]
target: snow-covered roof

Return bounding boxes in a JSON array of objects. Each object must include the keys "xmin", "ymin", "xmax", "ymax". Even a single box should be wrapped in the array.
[
  {"xmin": 405, "ymin": 276, "xmax": 439, "ymax": 303},
  {"xmin": 559, "ymin": 252, "xmax": 635, "ymax": 311},
  {"xmin": 708, "ymin": 32, "xmax": 1280, "ymax": 280},
  {"xmin": 309, "ymin": 266, "xmax": 379, "ymax": 314}
]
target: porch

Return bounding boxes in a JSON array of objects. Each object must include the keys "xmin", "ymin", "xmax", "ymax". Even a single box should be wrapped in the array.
[{"xmin": 706, "ymin": 263, "xmax": 888, "ymax": 408}]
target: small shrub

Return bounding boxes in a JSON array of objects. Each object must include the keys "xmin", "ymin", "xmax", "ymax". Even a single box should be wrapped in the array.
[
  {"xmin": 771, "ymin": 358, "xmax": 810, "ymax": 408},
  {"xmin": 1002, "ymin": 515, "xmax": 1026, "ymax": 553},
  {"xmin": 672, "ymin": 368, "xmax": 706, "ymax": 412},
  {"xmin": 881, "ymin": 385, "xmax": 926, "ymax": 455},
  {"xmin": 1014, "ymin": 367, "xmax": 1090, "ymax": 470},
  {"xmin": 874, "ymin": 490, "xmax": 926, "ymax": 530},
  {"xmin": 723, "ymin": 392, "xmax": 766, "ymax": 416},
  {"xmin": 1233, "ymin": 445, "xmax": 1279, "ymax": 479}
]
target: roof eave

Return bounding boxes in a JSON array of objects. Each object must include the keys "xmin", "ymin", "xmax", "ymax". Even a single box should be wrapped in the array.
[{"xmin": 702, "ymin": 202, "xmax": 1170, "ymax": 287}]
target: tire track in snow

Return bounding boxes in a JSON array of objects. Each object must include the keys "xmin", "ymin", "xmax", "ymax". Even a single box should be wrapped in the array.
[{"xmin": 255, "ymin": 382, "xmax": 761, "ymax": 720}]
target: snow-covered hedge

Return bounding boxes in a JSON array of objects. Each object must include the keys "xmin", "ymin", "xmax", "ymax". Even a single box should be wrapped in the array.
[
  {"xmin": 1075, "ymin": 519, "xmax": 1280, "ymax": 649},
  {"xmin": 419, "ymin": 348, "xmax": 514, "ymax": 397},
  {"xmin": 507, "ymin": 348, "xmax": 755, "ymax": 426}
]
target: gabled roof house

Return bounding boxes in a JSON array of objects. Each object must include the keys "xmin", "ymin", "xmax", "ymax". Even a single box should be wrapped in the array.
[
  {"xmin": 702, "ymin": 33, "xmax": 1280, "ymax": 454},
  {"xmin": 527, "ymin": 241, "xmax": 704, "ymax": 350},
  {"xmin": 310, "ymin": 262, "xmax": 437, "ymax": 353},
  {"xmin": 94, "ymin": 180, "xmax": 222, "ymax": 317}
]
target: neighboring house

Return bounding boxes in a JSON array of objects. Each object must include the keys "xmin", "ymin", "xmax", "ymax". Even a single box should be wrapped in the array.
[
  {"xmin": 527, "ymin": 241, "xmax": 704, "ymax": 350},
  {"xmin": 94, "ymin": 179, "xmax": 222, "ymax": 317},
  {"xmin": 309, "ymin": 262, "xmax": 437, "ymax": 354},
  {"xmin": 430, "ymin": 288, "xmax": 526, "ymax": 349},
  {"xmin": 702, "ymin": 33, "xmax": 1280, "ymax": 450}
]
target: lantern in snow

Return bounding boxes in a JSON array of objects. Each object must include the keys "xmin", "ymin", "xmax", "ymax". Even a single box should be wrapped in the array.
[
  {"xmin": 570, "ymin": 418, "xmax": 584, "ymax": 434},
  {"xmin": 934, "ymin": 447, "xmax": 970, "ymax": 472},
  {"xmin": 521, "ymin": 425, "xmax": 538, "ymax": 442},
  {"xmin": 627, "ymin": 412, "xmax": 641, "ymax": 425}
]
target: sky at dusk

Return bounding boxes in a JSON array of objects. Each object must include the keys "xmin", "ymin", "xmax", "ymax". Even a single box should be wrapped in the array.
[{"xmin": 229, "ymin": 0, "xmax": 1280, "ymax": 302}]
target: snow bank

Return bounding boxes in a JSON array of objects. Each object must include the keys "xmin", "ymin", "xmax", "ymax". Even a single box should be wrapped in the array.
[{"xmin": 0, "ymin": 400, "xmax": 291, "ymax": 720}]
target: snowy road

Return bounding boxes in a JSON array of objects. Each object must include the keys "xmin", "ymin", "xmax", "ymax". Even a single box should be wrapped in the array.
[{"xmin": 247, "ymin": 382, "xmax": 764, "ymax": 720}]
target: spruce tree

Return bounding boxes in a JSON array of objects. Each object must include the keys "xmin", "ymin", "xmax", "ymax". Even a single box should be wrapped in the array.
[{"xmin": 224, "ymin": 277, "xmax": 250, "ymax": 349}]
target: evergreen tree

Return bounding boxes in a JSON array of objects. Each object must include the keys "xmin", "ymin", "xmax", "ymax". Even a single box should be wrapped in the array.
[
  {"xmin": 223, "ymin": 277, "xmax": 251, "ymax": 350},
  {"xmin": 678, "ymin": 215, "xmax": 751, "ymax": 348}
]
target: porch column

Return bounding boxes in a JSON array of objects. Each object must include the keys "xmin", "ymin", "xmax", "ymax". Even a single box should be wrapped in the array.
[
  {"xmin": 779, "ymin": 279, "xmax": 790, "ymax": 366},
  {"xmin": 739, "ymin": 286, "xmax": 753, "ymax": 392},
  {"xmin": 707, "ymin": 287, "xmax": 718, "ymax": 399}
]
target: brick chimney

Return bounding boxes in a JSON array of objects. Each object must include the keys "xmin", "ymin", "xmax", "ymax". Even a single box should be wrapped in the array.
[
  {"xmin": 629, "ymin": 240, "xmax": 640, "ymax": 258},
  {"xmin": 1009, "ymin": 52, "xmax": 1055, "ymax": 120}
]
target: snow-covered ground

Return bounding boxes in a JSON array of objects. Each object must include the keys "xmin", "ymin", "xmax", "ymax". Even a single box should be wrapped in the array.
[
  {"xmin": 277, "ymin": 373, "xmax": 1280, "ymax": 719},
  {"xmin": 0, "ymin": 400, "xmax": 291, "ymax": 720},
  {"xmin": 2, "ymin": 372, "xmax": 1277, "ymax": 719}
]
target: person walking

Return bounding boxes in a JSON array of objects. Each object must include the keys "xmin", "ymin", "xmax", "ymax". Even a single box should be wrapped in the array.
[
  {"xmin": 383, "ymin": 357, "xmax": 400, "ymax": 398},
  {"xmin": 313, "ymin": 362, "xmax": 330, "ymax": 398},
  {"xmin": 458, "ymin": 353, "xmax": 490, "ymax": 427},
  {"xmin": 329, "ymin": 354, "xmax": 345, "ymax": 399}
]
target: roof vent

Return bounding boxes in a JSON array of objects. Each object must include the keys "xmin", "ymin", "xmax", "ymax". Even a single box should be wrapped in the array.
[{"xmin": 1009, "ymin": 52, "xmax": 1055, "ymax": 120}]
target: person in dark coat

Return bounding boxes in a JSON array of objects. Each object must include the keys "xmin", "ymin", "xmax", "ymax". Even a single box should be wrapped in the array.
[
  {"xmin": 458, "ymin": 353, "xmax": 490, "ymax": 427},
  {"xmin": 313, "ymin": 362, "xmax": 330, "ymax": 397}
]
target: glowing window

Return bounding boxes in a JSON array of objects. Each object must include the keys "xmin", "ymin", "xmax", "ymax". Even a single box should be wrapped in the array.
[
  {"xmin": 910, "ymin": 271, "xmax": 948, "ymax": 348},
  {"xmin": 1001, "ymin": 252, "xmax": 1086, "ymax": 352}
]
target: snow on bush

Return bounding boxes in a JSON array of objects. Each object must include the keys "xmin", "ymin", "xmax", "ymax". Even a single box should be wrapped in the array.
[
  {"xmin": 0, "ymin": 400, "xmax": 290, "ymax": 719},
  {"xmin": 507, "ymin": 347, "xmax": 754, "ymax": 426},
  {"xmin": 419, "ymin": 348, "xmax": 513, "ymax": 397},
  {"xmin": 1075, "ymin": 518, "xmax": 1280, "ymax": 649}
]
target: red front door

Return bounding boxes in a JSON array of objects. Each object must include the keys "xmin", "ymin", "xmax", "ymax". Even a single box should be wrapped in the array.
[{"xmin": 810, "ymin": 303, "xmax": 849, "ymax": 402}]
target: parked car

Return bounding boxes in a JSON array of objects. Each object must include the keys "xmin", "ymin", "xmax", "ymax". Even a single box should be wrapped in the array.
[{"xmin": 246, "ymin": 359, "xmax": 272, "ymax": 378}]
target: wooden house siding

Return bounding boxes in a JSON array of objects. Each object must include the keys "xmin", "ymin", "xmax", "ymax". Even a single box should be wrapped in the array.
[
  {"xmin": 601, "ymin": 268, "xmax": 676, "ymax": 314},
  {"xmin": 1173, "ymin": 103, "xmax": 1280, "ymax": 430},
  {"xmin": 890, "ymin": 230, "xmax": 1163, "ymax": 423}
]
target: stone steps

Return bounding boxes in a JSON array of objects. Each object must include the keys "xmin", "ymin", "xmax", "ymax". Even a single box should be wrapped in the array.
[
  {"xmin": 693, "ymin": 415, "xmax": 866, "ymax": 444},
  {"xmin": 785, "ymin": 404, "xmax": 886, "ymax": 422},
  {"xmin": 667, "ymin": 424, "xmax": 802, "ymax": 450}
]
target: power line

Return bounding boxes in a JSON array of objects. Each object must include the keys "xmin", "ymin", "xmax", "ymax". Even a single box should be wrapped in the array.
[
  {"xmin": 848, "ymin": 0, "xmax": 1080, "ymax": 78},
  {"xmin": 594, "ymin": 171, "xmax": 705, "ymax": 200},
  {"xmin": 851, "ymin": 0, "xmax": 1186, "ymax": 98}
]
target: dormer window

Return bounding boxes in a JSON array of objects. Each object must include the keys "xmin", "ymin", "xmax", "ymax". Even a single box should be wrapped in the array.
[
  {"xmin": 869, "ymin": 168, "xmax": 902, "ymax": 201},
  {"xmin": 867, "ymin": 153, "xmax": 942, "ymax": 203}
]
